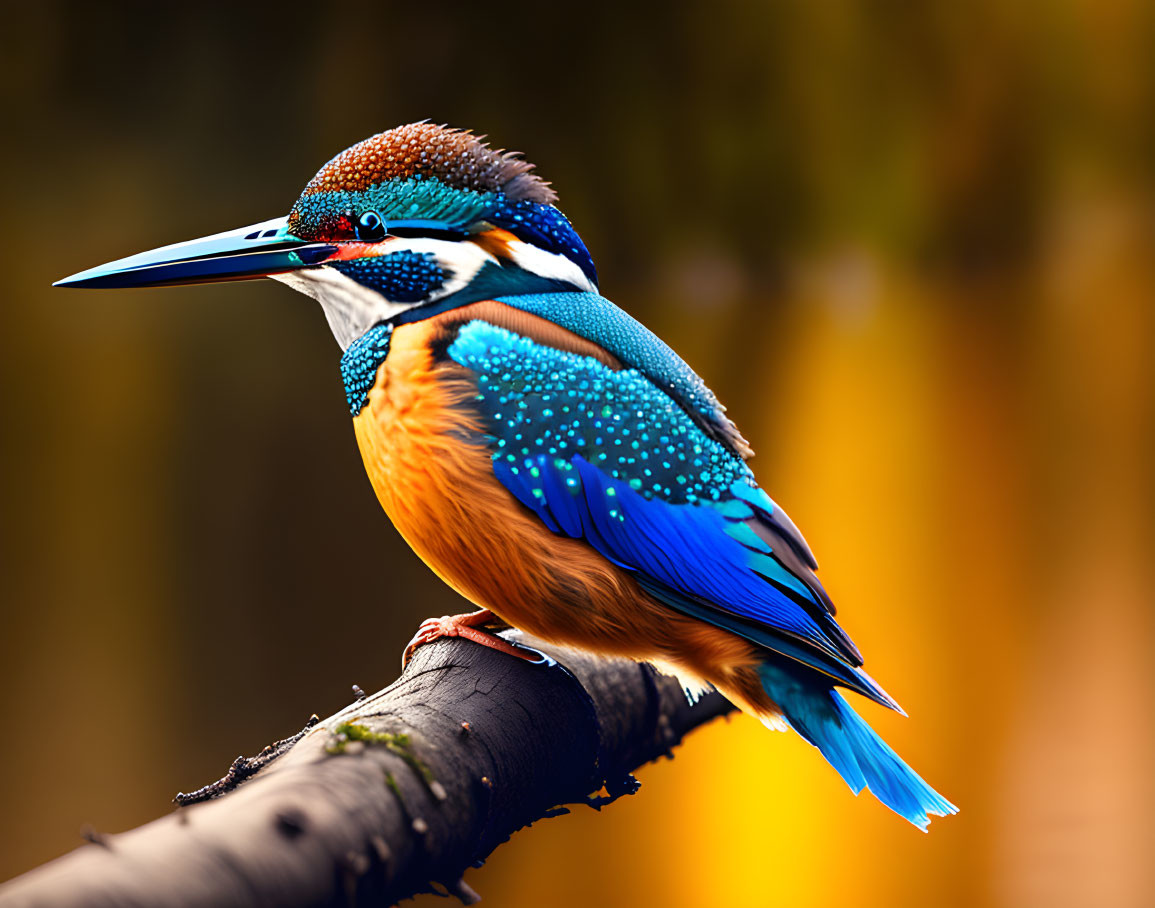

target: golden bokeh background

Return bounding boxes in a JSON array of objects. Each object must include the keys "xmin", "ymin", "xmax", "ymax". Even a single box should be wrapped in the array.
[{"xmin": 1, "ymin": 3, "xmax": 1152, "ymax": 906}]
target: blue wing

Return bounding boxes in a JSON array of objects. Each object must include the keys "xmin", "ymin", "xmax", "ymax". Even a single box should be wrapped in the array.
[{"xmin": 447, "ymin": 315, "xmax": 897, "ymax": 709}]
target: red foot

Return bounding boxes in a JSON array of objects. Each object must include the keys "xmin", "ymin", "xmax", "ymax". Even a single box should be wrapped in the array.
[{"xmin": 402, "ymin": 609, "xmax": 542, "ymax": 668}]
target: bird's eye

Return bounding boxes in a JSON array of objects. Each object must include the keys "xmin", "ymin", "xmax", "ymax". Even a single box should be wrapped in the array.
[{"xmin": 355, "ymin": 210, "xmax": 387, "ymax": 242}]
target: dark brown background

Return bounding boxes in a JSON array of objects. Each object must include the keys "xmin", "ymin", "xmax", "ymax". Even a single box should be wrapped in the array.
[{"xmin": 2, "ymin": 3, "xmax": 1153, "ymax": 906}]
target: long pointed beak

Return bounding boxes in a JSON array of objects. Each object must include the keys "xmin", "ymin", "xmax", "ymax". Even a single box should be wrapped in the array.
[{"xmin": 53, "ymin": 217, "xmax": 337, "ymax": 289}]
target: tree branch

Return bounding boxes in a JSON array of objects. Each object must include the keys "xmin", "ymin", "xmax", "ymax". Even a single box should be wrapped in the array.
[{"xmin": 0, "ymin": 633, "xmax": 733, "ymax": 907}]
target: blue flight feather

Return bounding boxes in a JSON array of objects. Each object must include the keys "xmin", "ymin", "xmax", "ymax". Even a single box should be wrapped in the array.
[{"xmin": 635, "ymin": 574, "xmax": 901, "ymax": 710}]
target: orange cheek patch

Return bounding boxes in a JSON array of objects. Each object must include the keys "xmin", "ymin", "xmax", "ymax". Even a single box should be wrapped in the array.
[{"xmin": 468, "ymin": 227, "xmax": 519, "ymax": 260}]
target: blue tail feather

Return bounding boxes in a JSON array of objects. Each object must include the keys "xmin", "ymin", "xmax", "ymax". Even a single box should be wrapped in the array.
[{"xmin": 760, "ymin": 663, "xmax": 957, "ymax": 831}]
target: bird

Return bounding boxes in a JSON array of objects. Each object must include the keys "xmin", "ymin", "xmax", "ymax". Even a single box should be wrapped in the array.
[{"xmin": 56, "ymin": 122, "xmax": 956, "ymax": 830}]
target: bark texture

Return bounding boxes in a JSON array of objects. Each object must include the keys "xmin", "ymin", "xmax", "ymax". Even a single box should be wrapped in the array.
[{"xmin": 0, "ymin": 634, "xmax": 733, "ymax": 907}]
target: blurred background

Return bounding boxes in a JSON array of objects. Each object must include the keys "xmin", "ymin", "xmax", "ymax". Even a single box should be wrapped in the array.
[{"xmin": 1, "ymin": 2, "xmax": 1153, "ymax": 905}]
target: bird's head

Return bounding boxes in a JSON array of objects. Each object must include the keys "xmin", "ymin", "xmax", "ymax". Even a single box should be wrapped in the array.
[{"xmin": 56, "ymin": 123, "xmax": 598, "ymax": 348}]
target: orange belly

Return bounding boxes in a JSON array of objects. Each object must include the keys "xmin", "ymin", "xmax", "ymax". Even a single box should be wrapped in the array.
[{"xmin": 351, "ymin": 312, "xmax": 772, "ymax": 716}]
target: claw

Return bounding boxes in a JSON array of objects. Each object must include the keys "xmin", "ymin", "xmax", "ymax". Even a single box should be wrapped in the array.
[{"xmin": 401, "ymin": 609, "xmax": 544, "ymax": 668}]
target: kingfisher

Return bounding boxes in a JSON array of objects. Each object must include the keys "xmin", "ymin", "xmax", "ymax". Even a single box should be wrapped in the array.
[{"xmin": 57, "ymin": 122, "xmax": 956, "ymax": 829}]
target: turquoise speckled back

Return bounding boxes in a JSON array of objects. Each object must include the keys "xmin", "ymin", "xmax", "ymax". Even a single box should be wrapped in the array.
[{"xmin": 495, "ymin": 292, "xmax": 750, "ymax": 459}]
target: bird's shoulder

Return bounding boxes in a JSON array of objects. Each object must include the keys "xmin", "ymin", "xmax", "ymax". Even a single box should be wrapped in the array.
[{"xmin": 497, "ymin": 291, "xmax": 754, "ymax": 459}]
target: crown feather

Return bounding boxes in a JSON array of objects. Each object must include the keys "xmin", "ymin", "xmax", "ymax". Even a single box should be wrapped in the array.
[{"xmin": 298, "ymin": 122, "xmax": 556, "ymax": 205}]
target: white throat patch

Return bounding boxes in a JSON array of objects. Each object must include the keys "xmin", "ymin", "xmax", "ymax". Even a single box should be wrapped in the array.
[{"xmin": 271, "ymin": 268, "xmax": 406, "ymax": 350}]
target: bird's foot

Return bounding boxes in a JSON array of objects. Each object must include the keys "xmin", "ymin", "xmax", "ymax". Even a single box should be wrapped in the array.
[{"xmin": 401, "ymin": 609, "xmax": 542, "ymax": 668}]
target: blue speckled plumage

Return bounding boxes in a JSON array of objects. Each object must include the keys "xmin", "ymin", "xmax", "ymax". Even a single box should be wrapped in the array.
[
  {"xmin": 494, "ymin": 293, "xmax": 749, "ymax": 458},
  {"xmin": 334, "ymin": 251, "xmax": 448, "ymax": 303},
  {"xmin": 488, "ymin": 200, "xmax": 597, "ymax": 286},
  {"xmin": 458, "ymin": 321, "xmax": 747, "ymax": 505},
  {"xmin": 340, "ymin": 322, "xmax": 393, "ymax": 416}
]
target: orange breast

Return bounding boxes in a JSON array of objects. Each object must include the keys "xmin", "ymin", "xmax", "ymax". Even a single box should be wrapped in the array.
[
  {"xmin": 350, "ymin": 307, "xmax": 770, "ymax": 716},
  {"xmin": 351, "ymin": 315, "xmax": 628, "ymax": 642}
]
